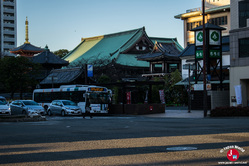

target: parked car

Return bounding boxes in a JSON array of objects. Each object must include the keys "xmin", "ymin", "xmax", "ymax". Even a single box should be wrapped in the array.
[
  {"xmin": 0, "ymin": 96, "xmax": 11, "ymax": 115},
  {"xmin": 10, "ymin": 100, "xmax": 45, "ymax": 115},
  {"xmin": 47, "ymin": 100, "xmax": 82, "ymax": 116}
]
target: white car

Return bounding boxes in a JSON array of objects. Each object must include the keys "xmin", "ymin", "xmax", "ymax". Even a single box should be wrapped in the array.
[
  {"xmin": 47, "ymin": 100, "xmax": 82, "ymax": 116},
  {"xmin": 10, "ymin": 100, "xmax": 45, "ymax": 115},
  {"xmin": 0, "ymin": 96, "xmax": 11, "ymax": 115}
]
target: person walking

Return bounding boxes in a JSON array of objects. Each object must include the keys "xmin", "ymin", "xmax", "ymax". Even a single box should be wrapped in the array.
[{"xmin": 83, "ymin": 97, "xmax": 92, "ymax": 118}]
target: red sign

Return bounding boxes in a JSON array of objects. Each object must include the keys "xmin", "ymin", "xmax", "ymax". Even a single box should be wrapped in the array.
[{"xmin": 126, "ymin": 91, "xmax": 131, "ymax": 104}]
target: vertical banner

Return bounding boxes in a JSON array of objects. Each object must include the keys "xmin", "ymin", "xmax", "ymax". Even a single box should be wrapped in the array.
[
  {"xmin": 234, "ymin": 85, "xmax": 242, "ymax": 105},
  {"xmin": 126, "ymin": 91, "xmax": 131, "ymax": 104},
  {"xmin": 159, "ymin": 90, "xmax": 165, "ymax": 104},
  {"xmin": 87, "ymin": 64, "xmax": 93, "ymax": 77}
]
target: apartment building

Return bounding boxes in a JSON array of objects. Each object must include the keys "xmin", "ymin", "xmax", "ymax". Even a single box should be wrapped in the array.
[
  {"xmin": 229, "ymin": 0, "xmax": 249, "ymax": 107},
  {"xmin": 0, "ymin": 0, "xmax": 17, "ymax": 54}
]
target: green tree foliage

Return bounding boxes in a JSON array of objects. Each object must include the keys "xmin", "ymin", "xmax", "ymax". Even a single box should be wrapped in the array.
[
  {"xmin": 164, "ymin": 69, "xmax": 188, "ymax": 106},
  {"xmin": 53, "ymin": 49, "xmax": 69, "ymax": 58},
  {"xmin": 151, "ymin": 78, "xmax": 164, "ymax": 103},
  {"xmin": 0, "ymin": 56, "xmax": 40, "ymax": 99},
  {"xmin": 98, "ymin": 75, "xmax": 111, "ymax": 84}
]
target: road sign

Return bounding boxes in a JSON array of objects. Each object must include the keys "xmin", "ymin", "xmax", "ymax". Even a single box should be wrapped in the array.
[{"xmin": 87, "ymin": 64, "xmax": 93, "ymax": 77}]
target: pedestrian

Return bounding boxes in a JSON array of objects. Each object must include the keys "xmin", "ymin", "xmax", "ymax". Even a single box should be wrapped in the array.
[{"xmin": 83, "ymin": 97, "xmax": 92, "ymax": 118}]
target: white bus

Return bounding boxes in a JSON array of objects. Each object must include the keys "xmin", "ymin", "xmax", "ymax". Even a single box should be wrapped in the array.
[{"xmin": 33, "ymin": 85, "xmax": 111, "ymax": 114}]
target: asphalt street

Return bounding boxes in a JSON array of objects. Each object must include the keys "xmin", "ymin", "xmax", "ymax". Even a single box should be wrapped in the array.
[{"xmin": 0, "ymin": 115, "xmax": 249, "ymax": 165}]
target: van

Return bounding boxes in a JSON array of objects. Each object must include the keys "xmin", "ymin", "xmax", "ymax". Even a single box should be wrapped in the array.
[{"xmin": 0, "ymin": 96, "xmax": 11, "ymax": 115}]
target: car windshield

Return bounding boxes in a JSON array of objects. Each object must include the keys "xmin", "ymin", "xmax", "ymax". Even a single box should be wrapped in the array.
[
  {"xmin": 0, "ymin": 99, "xmax": 7, "ymax": 105},
  {"xmin": 62, "ymin": 100, "xmax": 77, "ymax": 106},
  {"xmin": 22, "ymin": 100, "xmax": 39, "ymax": 106},
  {"xmin": 89, "ymin": 93, "xmax": 110, "ymax": 104}
]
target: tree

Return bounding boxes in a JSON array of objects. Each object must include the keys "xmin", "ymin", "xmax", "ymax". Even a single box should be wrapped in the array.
[
  {"xmin": 0, "ymin": 56, "xmax": 40, "ymax": 99},
  {"xmin": 164, "ymin": 69, "xmax": 188, "ymax": 106},
  {"xmin": 53, "ymin": 49, "xmax": 69, "ymax": 58}
]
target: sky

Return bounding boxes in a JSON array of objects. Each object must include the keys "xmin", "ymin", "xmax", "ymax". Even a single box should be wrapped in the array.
[{"xmin": 17, "ymin": 0, "xmax": 202, "ymax": 52}]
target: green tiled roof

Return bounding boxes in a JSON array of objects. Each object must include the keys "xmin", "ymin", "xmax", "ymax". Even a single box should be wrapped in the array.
[
  {"xmin": 150, "ymin": 37, "xmax": 183, "ymax": 51},
  {"xmin": 64, "ymin": 27, "xmax": 182, "ymax": 68}
]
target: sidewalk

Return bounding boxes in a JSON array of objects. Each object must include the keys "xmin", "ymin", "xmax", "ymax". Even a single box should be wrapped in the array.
[{"xmin": 143, "ymin": 107, "xmax": 210, "ymax": 118}]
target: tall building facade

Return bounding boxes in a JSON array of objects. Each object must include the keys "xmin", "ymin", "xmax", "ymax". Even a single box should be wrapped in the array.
[
  {"xmin": 175, "ymin": 0, "xmax": 231, "ymax": 80},
  {"xmin": 230, "ymin": 0, "xmax": 249, "ymax": 107},
  {"xmin": 175, "ymin": 0, "xmax": 230, "ymax": 48},
  {"xmin": 0, "ymin": 0, "xmax": 17, "ymax": 53}
]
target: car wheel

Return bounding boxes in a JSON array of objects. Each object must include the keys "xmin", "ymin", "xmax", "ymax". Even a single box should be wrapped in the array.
[
  {"xmin": 47, "ymin": 110, "xmax": 52, "ymax": 116},
  {"xmin": 61, "ymin": 110, "xmax": 66, "ymax": 116}
]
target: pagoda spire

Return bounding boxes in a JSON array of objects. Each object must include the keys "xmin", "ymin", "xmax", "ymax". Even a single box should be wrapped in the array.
[{"xmin": 24, "ymin": 17, "xmax": 30, "ymax": 44}]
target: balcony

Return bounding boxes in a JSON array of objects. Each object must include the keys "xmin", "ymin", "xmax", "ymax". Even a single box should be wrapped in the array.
[
  {"xmin": 3, "ymin": 30, "xmax": 15, "ymax": 35},
  {"xmin": 4, "ymin": 16, "xmax": 15, "ymax": 21},
  {"xmin": 3, "ymin": 8, "xmax": 14, "ymax": 14},
  {"xmin": 3, "ymin": 22, "xmax": 15, "ymax": 28},
  {"xmin": 3, "ymin": 37, "xmax": 15, "ymax": 42},
  {"xmin": 3, "ymin": 1, "xmax": 15, "ymax": 7}
]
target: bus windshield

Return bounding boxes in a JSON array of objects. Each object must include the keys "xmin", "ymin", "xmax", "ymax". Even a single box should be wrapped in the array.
[{"xmin": 89, "ymin": 93, "xmax": 110, "ymax": 104}]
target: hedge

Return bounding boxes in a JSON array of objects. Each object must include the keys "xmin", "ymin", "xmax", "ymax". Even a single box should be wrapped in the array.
[{"xmin": 210, "ymin": 106, "xmax": 249, "ymax": 117}]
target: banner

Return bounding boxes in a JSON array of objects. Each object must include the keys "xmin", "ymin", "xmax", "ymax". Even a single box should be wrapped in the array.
[
  {"xmin": 126, "ymin": 91, "xmax": 131, "ymax": 104},
  {"xmin": 159, "ymin": 90, "xmax": 165, "ymax": 104},
  {"xmin": 234, "ymin": 85, "xmax": 242, "ymax": 105},
  {"xmin": 87, "ymin": 64, "xmax": 93, "ymax": 77}
]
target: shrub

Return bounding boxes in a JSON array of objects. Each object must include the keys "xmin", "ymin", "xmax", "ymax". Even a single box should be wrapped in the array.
[{"xmin": 210, "ymin": 106, "xmax": 249, "ymax": 117}]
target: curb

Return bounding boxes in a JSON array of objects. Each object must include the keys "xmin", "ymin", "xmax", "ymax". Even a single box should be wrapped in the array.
[{"xmin": 0, "ymin": 115, "xmax": 47, "ymax": 122}]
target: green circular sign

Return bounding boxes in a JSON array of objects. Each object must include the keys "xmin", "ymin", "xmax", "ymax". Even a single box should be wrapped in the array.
[
  {"xmin": 197, "ymin": 32, "xmax": 203, "ymax": 42},
  {"xmin": 211, "ymin": 31, "xmax": 219, "ymax": 42}
]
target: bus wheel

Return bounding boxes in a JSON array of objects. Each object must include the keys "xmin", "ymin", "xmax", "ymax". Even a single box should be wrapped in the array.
[
  {"xmin": 47, "ymin": 110, "xmax": 52, "ymax": 116},
  {"xmin": 61, "ymin": 110, "xmax": 66, "ymax": 116}
]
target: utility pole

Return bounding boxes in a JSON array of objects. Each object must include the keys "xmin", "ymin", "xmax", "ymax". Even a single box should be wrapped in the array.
[{"xmin": 202, "ymin": 0, "xmax": 208, "ymax": 117}]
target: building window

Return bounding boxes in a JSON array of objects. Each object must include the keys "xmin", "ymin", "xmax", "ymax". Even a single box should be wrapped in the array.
[
  {"xmin": 168, "ymin": 64, "xmax": 178, "ymax": 72},
  {"xmin": 208, "ymin": 16, "xmax": 227, "ymax": 26},
  {"xmin": 239, "ymin": 1, "xmax": 249, "ymax": 28},
  {"xmin": 239, "ymin": 38, "xmax": 249, "ymax": 58}
]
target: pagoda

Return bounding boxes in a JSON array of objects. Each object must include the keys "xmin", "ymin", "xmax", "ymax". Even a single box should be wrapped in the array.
[{"xmin": 10, "ymin": 17, "xmax": 43, "ymax": 57}]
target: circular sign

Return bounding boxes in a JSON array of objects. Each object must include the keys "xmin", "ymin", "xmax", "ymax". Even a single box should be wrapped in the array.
[{"xmin": 227, "ymin": 149, "xmax": 239, "ymax": 161}]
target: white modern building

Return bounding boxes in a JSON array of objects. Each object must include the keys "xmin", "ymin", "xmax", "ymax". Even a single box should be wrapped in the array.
[
  {"xmin": 229, "ymin": 0, "xmax": 249, "ymax": 107},
  {"xmin": 0, "ymin": 0, "xmax": 17, "ymax": 54},
  {"xmin": 175, "ymin": 0, "xmax": 230, "ymax": 80}
]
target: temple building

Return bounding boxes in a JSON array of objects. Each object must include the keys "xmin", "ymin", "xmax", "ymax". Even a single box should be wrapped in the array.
[
  {"xmin": 137, "ymin": 39, "xmax": 182, "ymax": 78},
  {"xmin": 62, "ymin": 27, "xmax": 183, "ymax": 82},
  {"xmin": 10, "ymin": 17, "xmax": 43, "ymax": 57},
  {"xmin": 32, "ymin": 45, "xmax": 69, "ymax": 82}
]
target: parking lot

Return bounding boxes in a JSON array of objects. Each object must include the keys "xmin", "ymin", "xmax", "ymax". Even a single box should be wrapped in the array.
[{"xmin": 0, "ymin": 115, "xmax": 249, "ymax": 165}]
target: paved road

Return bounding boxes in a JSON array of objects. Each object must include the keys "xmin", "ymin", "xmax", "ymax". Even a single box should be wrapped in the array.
[{"xmin": 0, "ymin": 115, "xmax": 249, "ymax": 165}]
